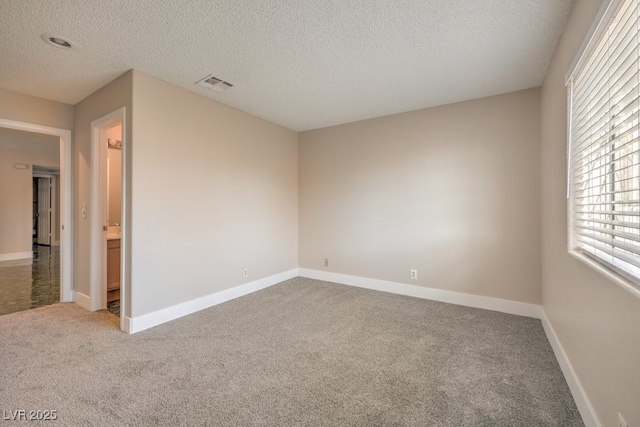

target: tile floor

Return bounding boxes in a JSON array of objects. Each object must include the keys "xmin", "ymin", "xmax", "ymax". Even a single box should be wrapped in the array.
[
  {"xmin": 0, "ymin": 245, "xmax": 120, "ymax": 317},
  {"xmin": 0, "ymin": 245, "xmax": 60, "ymax": 315},
  {"xmin": 107, "ymin": 299, "xmax": 120, "ymax": 317}
]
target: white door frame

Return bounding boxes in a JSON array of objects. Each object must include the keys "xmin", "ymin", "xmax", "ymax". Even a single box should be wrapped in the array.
[
  {"xmin": 0, "ymin": 118, "xmax": 73, "ymax": 302},
  {"xmin": 89, "ymin": 108, "xmax": 126, "ymax": 328}
]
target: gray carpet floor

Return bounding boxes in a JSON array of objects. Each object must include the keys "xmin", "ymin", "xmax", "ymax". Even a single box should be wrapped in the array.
[{"xmin": 0, "ymin": 277, "xmax": 583, "ymax": 426}]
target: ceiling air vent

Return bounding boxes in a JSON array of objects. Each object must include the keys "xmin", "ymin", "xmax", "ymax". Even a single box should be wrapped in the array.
[{"xmin": 196, "ymin": 74, "xmax": 234, "ymax": 92}]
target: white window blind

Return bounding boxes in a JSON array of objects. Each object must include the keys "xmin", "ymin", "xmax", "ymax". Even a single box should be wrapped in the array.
[{"xmin": 568, "ymin": 0, "xmax": 640, "ymax": 284}]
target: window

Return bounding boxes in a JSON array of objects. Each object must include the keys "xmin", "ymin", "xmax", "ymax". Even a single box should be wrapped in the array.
[{"xmin": 567, "ymin": 0, "xmax": 640, "ymax": 285}]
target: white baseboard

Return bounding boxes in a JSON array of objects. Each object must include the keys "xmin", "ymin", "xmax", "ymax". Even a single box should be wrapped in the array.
[
  {"xmin": 298, "ymin": 268, "xmax": 544, "ymax": 319},
  {"xmin": 0, "ymin": 251, "xmax": 33, "ymax": 262},
  {"xmin": 541, "ymin": 314, "xmax": 600, "ymax": 427},
  {"xmin": 298, "ymin": 269, "xmax": 599, "ymax": 425},
  {"xmin": 75, "ymin": 265, "xmax": 598, "ymax": 427},
  {"xmin": 121, "ymin": 315, "xmax": 132, "ymax": 334},
  {"xmin": 73, "ymin": 291, "xmax": 92, "ymax": 311},
  {"xmin": 127, "ymin": 268, "xmax": 299, "ymax": 334}
]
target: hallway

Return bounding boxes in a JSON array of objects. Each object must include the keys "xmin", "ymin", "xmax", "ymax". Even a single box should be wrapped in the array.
[
  {"xmin": 0, "ymin": 245, "xmax": 60, "ymax": 315},
  {"xmin": 0, "ymin": 245, "xmax": 121, "ymax": 317}
]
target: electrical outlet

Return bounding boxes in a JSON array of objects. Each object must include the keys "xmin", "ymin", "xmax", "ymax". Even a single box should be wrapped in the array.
[
  {"xmin": 81, "ymin": 204, "xmax": 87, "ymax": 219},
  {"xmin": 324, "ymin": 258, "xmax": 329, "ymax": 267},
  {"xmin": 242, "ymin": 268, "xmax": 248, "ymax": 278},
  {"xmin": 618, "ymin": 413, "xmax": 628, "ymax": 427},
  {"xmin": 410, "ymin": 269, "xmax": 417, "ymax": 280}
]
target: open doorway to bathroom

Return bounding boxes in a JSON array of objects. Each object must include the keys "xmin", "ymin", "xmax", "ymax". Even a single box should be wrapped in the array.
[
  {"xmin": 105, "ymin": 124, "xmax": 122, "ymax": 317},
  {"xmin": 89, "ymin": 107, "xmax": 126, "ymax": 330}
]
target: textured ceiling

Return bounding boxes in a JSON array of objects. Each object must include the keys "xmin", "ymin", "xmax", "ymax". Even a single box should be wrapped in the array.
[{"xmin": 0, "ymin": 0, "xmax": 574, "ymax": 131}]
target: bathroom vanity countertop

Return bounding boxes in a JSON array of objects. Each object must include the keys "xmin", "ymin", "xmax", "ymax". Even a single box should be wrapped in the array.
[{"xmin": 107, "ymin": 234, "xmax": 121, "ymax": 241}]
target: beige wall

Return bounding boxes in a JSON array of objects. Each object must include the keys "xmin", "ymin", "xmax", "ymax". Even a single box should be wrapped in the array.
[
  {"xmin": 0, "ymin": 89, "xmax": 71, "ymax": 253},
  {"xmin": 73, "ymin": 71, "xmax": 133, "ymax": 308},
  {"xmin": 541, "ymin": 1, "xmax": 640, "ymax": 426},
  {"xmin": 130, "ymin": 71, "xmax": 298, "ymax": 316},
  {"xmin": 0, "ymin": 88, "xmax": 74, "ymax": 130},
  {"xmin": 106, "ymin": 124, "xmax": 122, "ymax": 226},
  {"xmin": 0, "ymin": 128, "xmax": 61, "ymax": 247},
  {"xmin": 299, "ymin": 89, "xmax": 541, "ymax": 304},
  {"xmin": 0, "ymin": 148, "xmax": 59, "ymax": 256},
  {"xmin": 0, "ymin": 91, "xmax": 71, "ymax": 253}
]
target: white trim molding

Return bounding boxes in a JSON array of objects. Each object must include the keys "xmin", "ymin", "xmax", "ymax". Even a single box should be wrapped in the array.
[
  {"xmin": 121, "ymin": 315, "xmax": 132, "ymax": 334},
  {"xmin": 541, "ymin": 314, "xmax": 601, "ymax": 427},
  {"xmin": 99, "ymin": 265, "xmax": 597, "ymax": 427},
  {"xmin": 73, "ymin": 291, "xmax": 92, "ymax": 311},
  {"xmin": 299, "ymin": 269, "xmax": 599, "ymax": 426},
  {"xmin": 0, "ymin": 251, "xmax": 33, "ymax": 262},
  {"xmin": 569, "ymin": 251, "xmax": 640, "ymax": 299},
  {"xmin": 298, "ymin": 268, "xmax": 544, "ymax": 319},
  {"xmin": 125, "ymin": 268, "xmax": 299, "ymax": 334}
]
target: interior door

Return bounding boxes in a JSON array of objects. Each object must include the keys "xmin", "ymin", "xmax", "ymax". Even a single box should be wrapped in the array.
[{"xmin": 37, "ymin": 178, "xmax": 51, "ymax": 246}]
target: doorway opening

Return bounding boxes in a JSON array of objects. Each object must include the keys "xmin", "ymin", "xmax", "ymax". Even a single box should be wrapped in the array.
[
  {"xmin": 105, "ymin": 124, "xmax": 122, "ymax": 317},
  {"xmin": 33, "ymin": 167, "xmax": 59, "ymax": 247},
  {"xmin": 0, "ymin": 120, "xmax": 72, "ymax": 310},
  {"xmin": 90, "ymin": 107, "xmax": 127, "ymax": 330}
]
